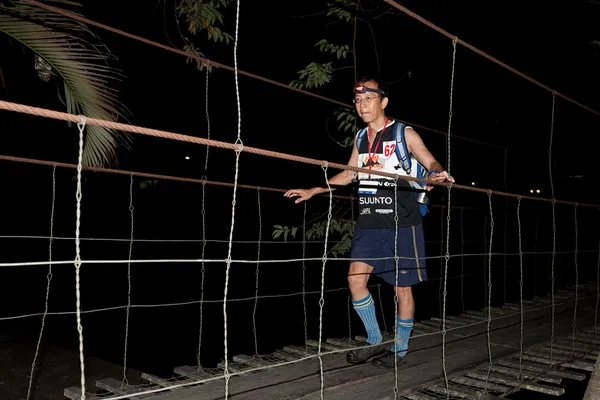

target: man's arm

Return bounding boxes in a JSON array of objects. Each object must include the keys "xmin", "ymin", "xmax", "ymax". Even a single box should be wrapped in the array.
[
  {"xmin": 404, "ymin": 127, "xmax": 454, "ymax": 185},
  {"xmin": 311, "ymin": 143, "xmax": 359, "ymax": 195},
  {"xmin": 284, "ymin": 141, "xmax": 359, "ymax": 203}
]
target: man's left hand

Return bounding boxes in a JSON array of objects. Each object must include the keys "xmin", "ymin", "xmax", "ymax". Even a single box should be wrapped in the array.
[{"xmin": 426, "ymin": 170, "xmax": 454, "ymax": 191}]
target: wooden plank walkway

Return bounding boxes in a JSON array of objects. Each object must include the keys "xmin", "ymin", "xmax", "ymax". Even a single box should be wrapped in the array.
[{"xmin": 64, "ymin": 285, "xmax": 598, "ymax": 399}]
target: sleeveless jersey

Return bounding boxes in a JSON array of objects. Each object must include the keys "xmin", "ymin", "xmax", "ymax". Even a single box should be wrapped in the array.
[{"xmin": 356, "ymin": 120, "xmax": 422, "ymax": 229}]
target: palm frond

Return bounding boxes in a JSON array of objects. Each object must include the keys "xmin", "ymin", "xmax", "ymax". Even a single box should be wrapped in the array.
[{"xmin": 0, "ymin": 1, "xmax": 130, "ymax": 166}]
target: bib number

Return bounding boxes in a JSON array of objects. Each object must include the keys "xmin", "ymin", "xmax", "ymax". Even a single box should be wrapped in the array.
[{"xmin": 383, "ymin": 143, "xmax": 396, "ymax": 158}]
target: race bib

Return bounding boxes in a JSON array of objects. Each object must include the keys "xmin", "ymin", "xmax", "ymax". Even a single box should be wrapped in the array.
[{"xmin": 381, "ymin": 141, "xmax": 396, "ymax": 159}]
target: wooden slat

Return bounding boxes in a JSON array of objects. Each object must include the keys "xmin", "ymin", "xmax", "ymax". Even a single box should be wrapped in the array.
[
  {"xmin": 283, "ymin": 345, "xmax": 318, "ymax": 357},
  {"xmin": 488, "ymin": 365, "xmax": 562, "ymax": 385},
  {"xmin": 537, "ymin": 346, "xmax": 598, "ymax": 361},
  {"xmin": 96, "ymin": 378, "xmax": 154, "ymax": 398},
  {"xmin": 430, "ymin": 317, "xmax": 463, "ymax": 327},
  {"xmin": 413, "ymin": 322, "xmax": 440, "ymax": 332},
  {"xmin": 459, "ymin": 313, "xmax": 487, "ymax": 321},
  {"xmin": 425, "ymin": 383, "xmax": 477, "ymax": 398},
  {"xmin": 272, "ymin": 350, "xmax": 299, "ymax": 361},
  {"xmin": 233, "ymin": 354, "xmax": 269, "ymax": 368},
  {"xmin": 450, "ymin": 376, "xmax": 511, "ymax": 393},
  {"xmin": 403, "ymin": 393, "xmax": 436, "ymax": 400},
  {"xmin": 142, "ymin": 373, "xmax": 173, "ymax": 388},
  {"xmin": 326, "ymin": 338, "xmax": 362, "ymax": 348},
  {"xmin": 465, "ymin": 372, "xmax": 565, "ymax": 396},
  {"xmin": 497, "ymin": 360, "xmax": 586, "ymax": 381},
  {"xmin": 561, "ymin": 360, "xmax": 595, "ymax": 372},
  {"xmin": 64, "ymin": 387, "xmax": 99, "ymax": 400},
  {"xmin": 306, "ymin": 339, "xmax": 341, "ymax": 352}
]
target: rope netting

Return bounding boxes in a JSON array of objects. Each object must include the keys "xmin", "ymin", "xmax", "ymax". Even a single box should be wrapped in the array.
[{"xmin": 2, "ymin": 2, "xmax": 600, "ymax": 400}]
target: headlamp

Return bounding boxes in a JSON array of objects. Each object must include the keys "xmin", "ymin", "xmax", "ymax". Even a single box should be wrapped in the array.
[{"xmin": 353, "ymin": 84, "xmax": 386, "ymax": 97}]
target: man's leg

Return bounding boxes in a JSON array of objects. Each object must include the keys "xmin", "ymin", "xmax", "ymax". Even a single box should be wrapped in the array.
[
  {"xmin": 392, "ymin": 286, "xmax": 415, "ymax": 357},
  {"xmin": 346, "ymin": 261, "xmax": 386, "ymax": 364},
  {"xmin": 348, "ymin": 262, "xmax": 382, "ymax": 345}
]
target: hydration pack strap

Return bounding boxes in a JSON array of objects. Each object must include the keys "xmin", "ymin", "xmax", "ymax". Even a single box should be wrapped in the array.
[{"xmin": 394, "ymin": 123, "xmax": 412, "ymax": 175}]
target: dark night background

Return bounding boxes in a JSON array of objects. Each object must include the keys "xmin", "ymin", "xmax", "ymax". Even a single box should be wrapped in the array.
[{"xmin": 1, "ymin": 0, "xmax": 600, "ymax": 397}]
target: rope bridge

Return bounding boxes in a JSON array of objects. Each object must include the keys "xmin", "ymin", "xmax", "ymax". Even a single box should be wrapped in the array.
[{"xmin": 1, "ymin": 1, "xmax": 600, "ymax": 400}]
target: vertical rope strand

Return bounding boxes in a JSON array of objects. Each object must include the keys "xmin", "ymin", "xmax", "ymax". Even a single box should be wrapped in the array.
[
  {"xmin": 503, "ymin": 149, "xmax": 508, "ymax": 306},
  {"xmin": 318, "ymin": 163, "xmax": 333, "ymax": 400},
  {"xmin": 347, "ymin": 294, "xmax": 352, "ymax": 340},
  {"xmin": 439, "ymin": 205, "xmax": 444, "ymax": 318},
  {"xmin": 517, "ymin": 197, "xmax": 524, "ymax": 381},
  {"xmin": 483, "ymin": 216, "xmax": 488, "ymax": 308},
  {"xmin": 440, "ymin": 37, "xmax": 457, "ymax": 400},
  {"xmin": 484, "ymin": 191, "xmax": 495, "ymax": 391},
  {"xmin": 223, "ymin": 0, "xmax": 243, "ymax": 395},
  {"xmin": 595, "ymin": 209, "xmax": 600, "ymax": 345},
  {"xmin": 197, "ymin": 179, "xmax": 207, "ymax": 369},
  {"xmin": 572, "ymin": 204, "xmax": 579, "ymax": 353},
  {"xmin": 302, "ymin": 203, "xmax": 308, "ymax": 350},
  {"xmin": 393, "ymin": 178, "xmax": 400, "ymax": 399},
  {"xmin": 377, "ymin": 284, "xmax": 387, "ymax": 334},
  {"xmin": 460, "ymin": 208, "xmax": 465, "ymax": 316},
  {"xmin": 252, "ymin": 188, "xmax": 262, "ymax": 356},
  {"xmin": 26, "ymin": 165, "xmax": 56, "ymax": 400},
  {"xmin": 197, "ymin": 69, "xmax": 210, "ymax": 369},
  {"xmin": 122, "ymin": 173, "xmax": 134, "ymax": 385},
  {"xmin": 75, "ymin": 117, "xmax": 86, "ymax": 399},
  {"xmin": 533, "ymin": 214, "xmax": 539, "ymax": 297},
  {"xmin": 549, "ymin": 92, "xmax": 557, "ymax": 365}
]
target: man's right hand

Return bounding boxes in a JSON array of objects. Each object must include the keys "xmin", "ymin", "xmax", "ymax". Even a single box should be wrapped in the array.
[{"xmin": 284, "ymin": 188, "xmax": 318, "ymax": 204}]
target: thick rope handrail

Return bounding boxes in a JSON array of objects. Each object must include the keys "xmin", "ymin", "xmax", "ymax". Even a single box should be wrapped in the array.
[
  {"xmin": 66, "ymin": 295, "xmax": 594, "ymax": 400},
  {"xmin": 0, "ymin": 102, "xmax": 597, "ymax": 208},
  {"xmin": 0, "ymin": 154, "xmax": 480, "ymax": 211},
  {"xmin": 381, "ymin": 0, "xmax": 600, "ymax": 118},
  {"xmin": 24, "ymin": 0, "xmax": 506, "ymax": 150}
]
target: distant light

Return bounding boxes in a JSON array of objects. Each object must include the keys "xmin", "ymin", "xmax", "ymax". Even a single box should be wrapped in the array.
[
  {"xmin": 185, "ymin": 156, "xmax": 190, "ymax": 160},
  {"xmin": 530, "ymin": 189, "xmax": 534, "ymax": 194},
  {"xmin": 536, "ymin": 189, "xmax": 541, "ymax": 194},
  {"xmin": 471, "ymin": 182, "xmax": 475, "ymax": 186}
]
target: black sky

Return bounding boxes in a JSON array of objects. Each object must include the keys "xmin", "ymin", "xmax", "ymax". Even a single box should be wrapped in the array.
[{"xmin": 2, "ymin": 0, "xmax": 600, "ymax": 202}]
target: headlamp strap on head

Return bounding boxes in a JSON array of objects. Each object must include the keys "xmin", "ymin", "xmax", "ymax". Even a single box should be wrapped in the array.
[{"xmin": 354, "ymin": 84, "xmax": 385, "ymax": 96}]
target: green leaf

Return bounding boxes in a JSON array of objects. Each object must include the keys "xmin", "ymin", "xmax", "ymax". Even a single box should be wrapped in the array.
[
  {"xmin": 273, "ymin": 230, "xmax": 283, "ymax": 239},
  {"xmin": 284, "ymin": 229, "xmax": 289, "ymax": 242},
  {"xmin": 290, "ymin": 62, "xmax": 333, "ymax": 90},
  {"xmin": 0, "ymin": 3, "xmax": 130, "ymax": 167},
  {"xmin": 291, "ymin": 226, "xmax": 298, "ymax": 238}
]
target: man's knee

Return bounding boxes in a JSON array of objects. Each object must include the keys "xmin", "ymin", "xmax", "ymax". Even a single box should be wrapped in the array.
[
  {"xmin": 347, "ymin": 272, "xmax": 367, "ymax": 291},
  {"xmin": 396, "ymin": 286, "xmax": 413, "ymax": 301},
  {"xmin": 348, "ymin": 262, "xmax": 371, "ymax": 291}
]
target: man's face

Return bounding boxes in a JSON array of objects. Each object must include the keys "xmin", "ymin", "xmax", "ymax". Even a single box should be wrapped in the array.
[{"xmin": 354, "ymin": 81, "xmax": 388, "ymax": 124}]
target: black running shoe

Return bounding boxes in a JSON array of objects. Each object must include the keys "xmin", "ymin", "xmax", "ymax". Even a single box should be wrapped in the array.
[
  {"xmin": 371, "ymin": 351, "xmax": 407, "ymax": 368},
  {"xmin": 346, "ymin": 343, "xmax": 386, "ymax": 364}
]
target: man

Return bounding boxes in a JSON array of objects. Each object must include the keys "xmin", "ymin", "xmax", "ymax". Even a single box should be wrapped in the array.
[{"xmin": 284, "ymin": 77, "xmax": 453, "ymax": 368}]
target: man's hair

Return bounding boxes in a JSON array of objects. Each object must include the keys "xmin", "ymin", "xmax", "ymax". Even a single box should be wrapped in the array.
[{"xmin": 355, "ymin": 76, "xmax": 388, "ymax": 98}]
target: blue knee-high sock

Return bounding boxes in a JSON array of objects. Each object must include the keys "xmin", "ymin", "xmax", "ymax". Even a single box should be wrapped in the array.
[
  {"xmin": 352, "ymin": 293, "xmax": 382, "ymax": 345},
  {"xmin": 392, "ymin": 317, "xmax": 414, "ymax": 357}
]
